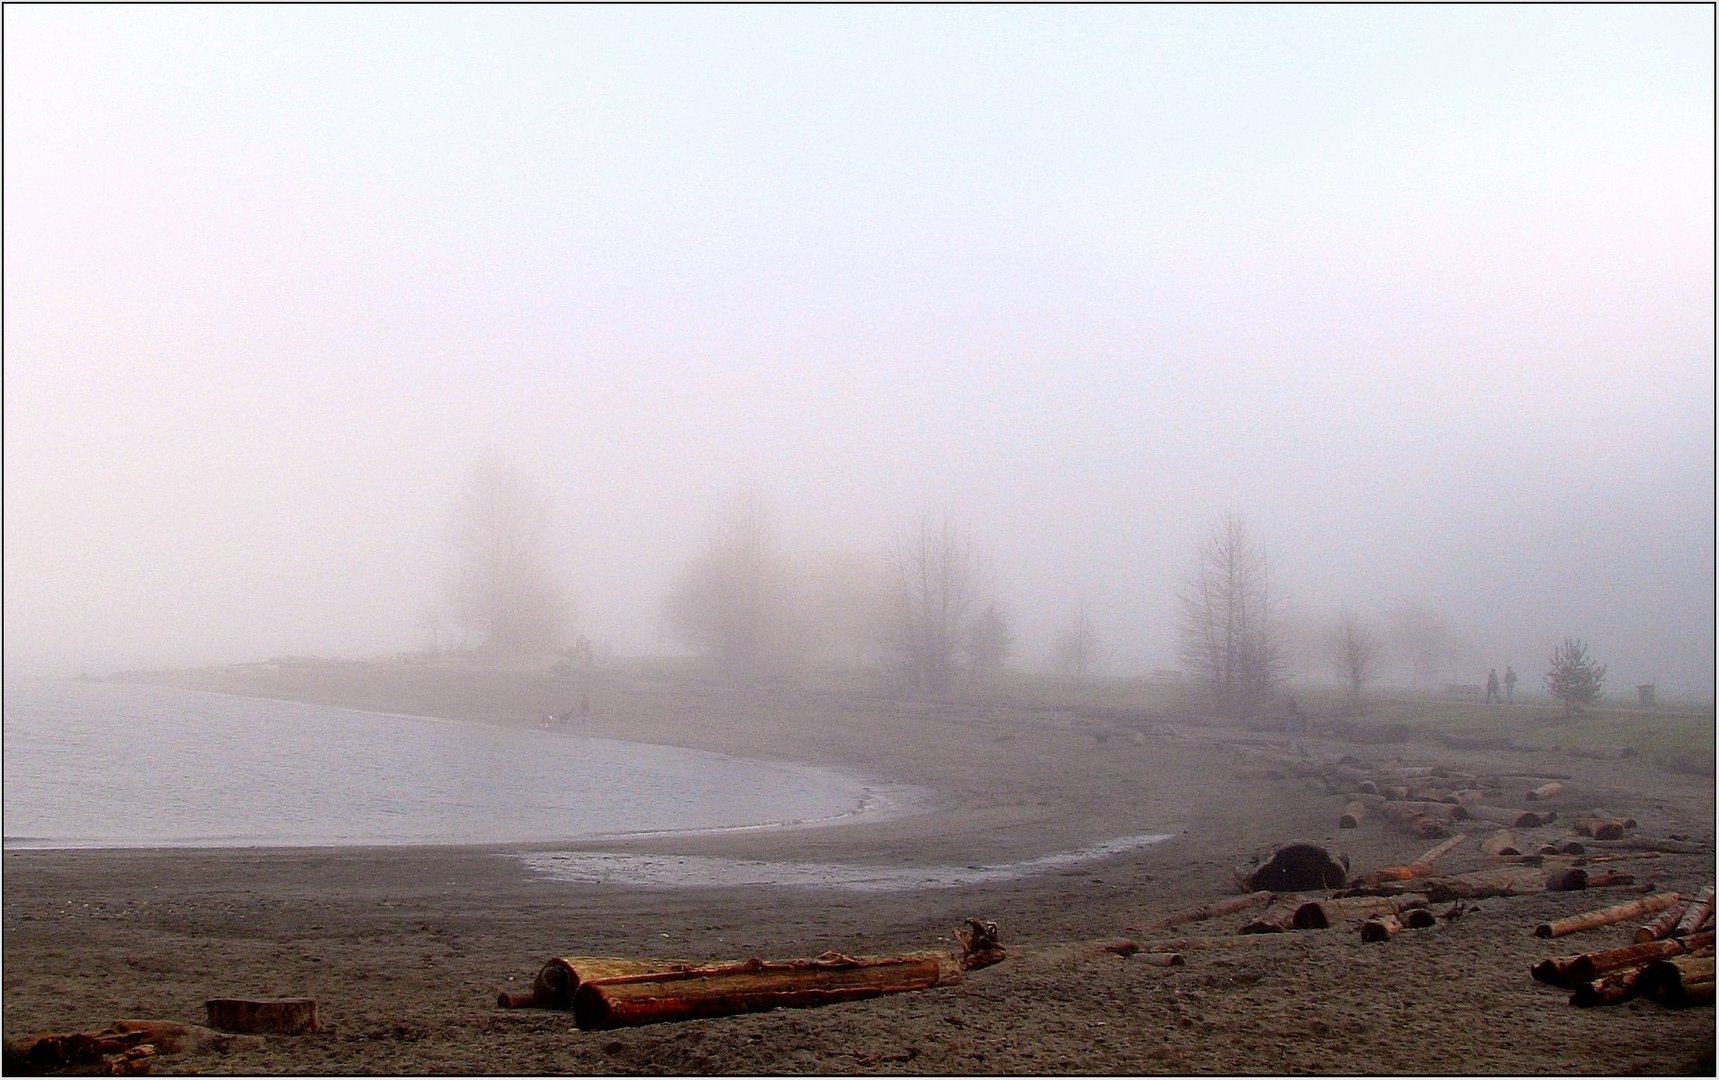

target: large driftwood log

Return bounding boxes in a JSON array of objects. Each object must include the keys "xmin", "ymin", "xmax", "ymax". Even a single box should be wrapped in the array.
[
  {"xmin": 1581, "ymin": 837, "xmax": 1707, "ymax": 855},
  {"xmin": 1640, "ymin": 952, "xmax": 1717, "ymax": 1008},
  {"xmin": 1480, "ymin": 830, "xmax": 1522, "ymax": 857},
  {"xmin": 204, "ymin": 999, "xmax": 320, "ymax": 1036},
  {"xmin": 1672, "ymin": 885, "xmax": 1715, "ymax": 937},
  {"xmin": 1465, "ymin": 806, "xmax": 1551, "ymax": 828},
  {"xmin": 571, "ymin": 952, "xmax": 962, "ymax": 1029},
  {"xmin": 502, "ymin": 956, "xmax": 689, "ymax": 1009},
  {"xmin": 1636, "ymin": 901, "xmax": 1690, "ymax": 944},
  {"xmin": 1239, "ymin": 899, "xmax": 1308, "ymax": 934},
  {"xmin": 1293, "ymin": 894, "xmax": 1427, "ymax": 931},
  {"xmin": 1570, "ymin": 963, "xmax": 1651, "ymax": 1007},
  {"xmin": 1127, "ymin": 890, "xmax": 1274, "ymax": 934},
  {"xmin": 1568, "ymin": 816, "xmax": 1635, "ymax": 840},
  {"xmin": 1533, "ymin": 930, "xmax": 1716, "ymax": 987},
  {"xmin": 1534, "ymin": 892, "xmax": 1682, "ymax": 939},
  {"xmin": 1241, "ymin": 844, "xmax": 1349, "ymax": 892}
]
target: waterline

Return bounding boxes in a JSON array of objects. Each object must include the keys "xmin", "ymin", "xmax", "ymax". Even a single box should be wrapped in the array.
[{"xmin": 515, "ymin": 832, "xmax": 1172, "ymax": 892}]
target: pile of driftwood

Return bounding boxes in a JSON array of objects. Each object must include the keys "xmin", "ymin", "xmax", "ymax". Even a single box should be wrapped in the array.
[
  {"xmin": 1531, "ymin": 885, "xmax": 1715, "ymax": 1007},
  {"xmin": 1117, "ymin": 750, "xmax": 1714, "ymax": 1009},
  {"xmin": 499, "ymin": 918, "xmax": 1006, "ymax": 1029}
]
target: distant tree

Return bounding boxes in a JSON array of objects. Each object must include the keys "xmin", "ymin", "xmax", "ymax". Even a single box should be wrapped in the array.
[
  {"xmin": 444, "ymin": 452, "xmax": 570, "ymax": 653},
  {"xmin": 966, "ymin": 604, "xmax": 1013, "ymax": 674},
  {"xmin": 1545, "ymin": 638, "xmax": 1606, "ymax": 715},
  {"xmin": 1053, "ymin": 599, "xmax": 1104, "ymax": 679},
  {"xmin": 1387, "ymin": 600, "xmax": 1453, "ymax": 688},
  {"xmin": 1177, "ymin": 514, "xmax": 1285, "ymax": 716},
  {"xmin": 663, "ymin": 492, "xmax": 786, "ymax": 680},
  {"xmin": 1328, "ymin": 609, "xmax": 1384, "ymax": 701},
  {"xmin": 881, "ymin": 513, "xmax": 985, "ymax": 692}
]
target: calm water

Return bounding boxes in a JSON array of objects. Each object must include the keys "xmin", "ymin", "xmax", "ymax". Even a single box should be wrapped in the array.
[{"xmin": 1, "ymin": 680, "xmax": 907, "ymax": 850}]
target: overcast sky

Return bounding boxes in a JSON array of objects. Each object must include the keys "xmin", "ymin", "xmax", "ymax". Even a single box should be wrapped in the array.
[{"xmin": 4, "ymin": 6, "xmax": 1713, "ymax": 695}]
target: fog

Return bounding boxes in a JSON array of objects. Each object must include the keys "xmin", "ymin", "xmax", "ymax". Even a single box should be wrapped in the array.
[{"xmin": 5, "ymin": 7, "xmax": 1713, "ymax": 697}]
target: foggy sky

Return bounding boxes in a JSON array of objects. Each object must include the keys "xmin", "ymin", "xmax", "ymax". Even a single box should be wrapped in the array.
[{"xmin": 5, "ymin": 6, "xmax": 1714, "ymax": 695}]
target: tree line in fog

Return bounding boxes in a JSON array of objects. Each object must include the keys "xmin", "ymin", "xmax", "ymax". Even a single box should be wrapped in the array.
[{"xmin": 433, "ymin": 452, "xmax": 1602, "ymax": 713}]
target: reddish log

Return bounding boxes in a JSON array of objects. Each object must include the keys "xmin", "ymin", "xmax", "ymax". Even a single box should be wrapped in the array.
[
  {"xmin": 1570, "ymin": 963, "xmax": 1650, "ymax": 1007},
  {"xmin": 1672, "ymin": 885, "xmax": 1715, "ymax": 937},
  {"xmin": 1636, "ymin": 902, "xmax": 1690, "ymax": 944},
  {"xmin": 1533, "ymin": 930, "xmax": 1715, "ymax": 987},
  {"xmin": 572, "ymin": 952, "xmax": 963, "ymax": 1029},
  {"xmin": 1349, "ymin": 834, "xmax": 1468, "ymax": 888},
  {"xmin": 1534, "ymin": 892, "xmax": 1681, "ymax": 939},
  {"xmin": 510, "ymin": 957, "xmax": 689, "ymax": 1009}
]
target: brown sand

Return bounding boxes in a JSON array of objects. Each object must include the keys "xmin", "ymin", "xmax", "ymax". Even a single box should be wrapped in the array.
[{"xmin": 3, "ymin": 659, "xmax": 1713, "ymax": 1074}]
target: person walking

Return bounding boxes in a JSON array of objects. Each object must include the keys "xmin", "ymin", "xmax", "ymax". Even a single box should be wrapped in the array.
[
  {"xmin": 1504, "ymin": 666, "xmax": 1518, "ymax": 704},
  {"xmin": 1485, "ymin": 668, "xmax": 1501, "ymax": 704}
]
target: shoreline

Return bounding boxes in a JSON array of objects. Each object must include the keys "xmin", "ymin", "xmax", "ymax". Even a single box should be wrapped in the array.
[{"xmin": 4, "ymin": 659, "xmax": 1712, "ymax": 1074}]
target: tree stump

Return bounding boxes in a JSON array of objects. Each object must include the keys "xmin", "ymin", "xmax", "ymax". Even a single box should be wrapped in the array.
[{"xmin": 204, "ymin": 999, "xmax": 320, "ymax": 1035}]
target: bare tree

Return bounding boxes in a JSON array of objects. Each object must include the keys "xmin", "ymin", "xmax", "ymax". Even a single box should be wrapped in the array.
[
  {"xmin": 1177, "ymin": 514, "xmax": 1284, "ymax": 716},
  {"xmin": 1387, "ymin": 600, "xmax": 1454, "ymax": 688},
  {"xmin": 1328, "ymin": 609, "xmax": 1384, "ymax": 701},
  {"xmin": 1053, "ymin": 598, "xmax": 1104, "ymax": 678},
  {"xmin": 881, "ymin": 513, "xmax": 985, "ymax": 692},
  {"xmin": 966, "ymin": 604, "xmax": 1013, "ymax": 675},
  {"xmin": 663, "ymin": 492, "xmax": 786, "ymax": 680},
  {"xmin": 444, "ymin": 452, "xmax": 570, "ymax": 653}
]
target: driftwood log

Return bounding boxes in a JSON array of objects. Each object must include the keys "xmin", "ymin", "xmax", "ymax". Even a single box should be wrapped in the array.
[
  {"xmin": 1241, "ymin": 844, "xmax": 1348, "ymax": 892},
  {"xmin": 1640, "ymin": 952, "xmax": 1717, "ymax": 1008},
  {"xmin": 1127, "ymin": 890, "xmax": 1274, "ymax": 934},
  {"xmin": 1570, "ymin": 963, "xmax": 1651, "ymax": 1007},
  {"xmin": 1636, "ymin": 901, "xmax": 1690, "ymax": 944},
  {"xmin": 1465, "ymin": 806, "xmax": 1551, "ymax": 828},
  {"xmin": 1534, "ymin": 892, "xmax": 1681, "ymax": 939},
  {"xmin": 4, "ymin": 1021, "xmax": 263, "ymax": 1076},
  {"xmin": 1338, "ymin": 801, "xmax": 1367, "ymax": 829},
  {"xmin": 501, "ymin": 957, "xmax": 687, "ymax": 1009},
  {"xmin": 1348, "ymin": 834, "xmax": 1468, "ymax": 889},
  {"xmin": 570, "ymin": 952, "xmax": 962, "ymax": 1029},
  {"xmin": 1526, "ymin": 781, "xmax": 1564, "ymax": 802},
  {"xmin": 1293, "ymin": 894, "xmax": 1426, "ymax": 931},
  {"xmin": 1673, "ymin": 885, "xmax": 1715, "ymax": 937},
  {"xmin": 1568, "ymin": 816, "xmax": 1635, "ymax": 840},
  {"xmin": 1534, "ymin": 930, "xmax": 1716, "ymax": 988},
  {"xmin": 1480, "ymin": 831, "xmax": 1521, "ymax": 857},
  {"xmin": 204, "ymin": 999, "xmax": 320, "ymax": 1036}
]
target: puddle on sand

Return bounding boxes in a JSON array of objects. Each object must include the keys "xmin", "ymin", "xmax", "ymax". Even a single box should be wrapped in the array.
[{"xmin": 514, "ymin": 832, "xmax": 1172, "ymax": 891}]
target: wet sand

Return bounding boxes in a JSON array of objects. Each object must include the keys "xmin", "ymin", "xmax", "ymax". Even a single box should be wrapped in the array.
[{"xmin": 3, "ymin": 658, "xmax": 1713, "ymax": 1074}]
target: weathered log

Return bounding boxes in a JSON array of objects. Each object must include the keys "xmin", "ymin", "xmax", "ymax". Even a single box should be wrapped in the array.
[
  {"xmin": 1348, "ymin": 834, "xmax": 1468, "ymax": 889},
  {"xmin": 204, "ymin": 999, "xmax": 320, "ymax": 1036},
  {"xmin": 98, "ymin": 1044, "xmax": 156, "ymax": 1076},
  {"xmin": 1339, "ymin": 801, "xmax": 1367, "ymax": 829},
  {"xmin": 1481, "ymin": 830, "xmax": 1521, "ymax": 857},
  {"xmin": 1128, "ymin": 891, "xmax": 1274, "ymax": 934},
  {"xmin": 1402, "ymin": 907, "xmax": 1437, "ymax": 929},
  {"xmin": 1377, "ymin": 800, "xmax": 1468, "ymax": 823},
  {"xmin": 1570, "ymin": 963, "xmax": 1650, "ymax": 1007},
  {"xmin": 1359, "ymin": 914, "xmax": 1404, "ymax": 942},
  {"xmin": 1465, "ymin": 806, "xmax": 1549, "ymax": 828},
  {"xmin": 1547, "ymin": 867, "xmax": 1591, "ymax": 892},
  {"xmin": 1581, "ymin": 837, "xmax": 1706, "ymax": 855},
  {"xmin": 505, "ymin": 957, "xmax": 688, "ymax": 1009},
  {"xmin": 570, "ymin": 952, "xmax": 962, "ymax": 1029},
  {"xmin": 1568, "ymin": 816, "xmax": 1634, "ymax": 840},
  {"xmin": 1239, "ymin": 899, "xmax": 1306, "ymax": 934},
  {"xmin": 1639, "ymin": 952, "xmax": 1717, "ymax": 1008},
  {"xmin": 1636, "ymin": 901, "xmax": 1690, "ymax": 944},
  {"xmin": 1450, "ymin": 788, "xmax": 1490, "ymax": 806},
  {"xmin": 1420, "ymin": 867, "xmax": 1551, "ymax": 902},
  {"xmin": 1534, "ymin": 930, "xmax": 1716, "ymax": 987},
  {"xmin": 1673, "ymin": 885, "xmax": 1715, "ymax": 937},
  {"xmin": 1293, "ymin": 894, "xmax": 1427, "ymax": 931},
  {"xmin": 1526, "ymin": 781, "xmax": 1564, "ymax": 802},
  {"xmin": 955, "ymin": 917, "xmax": 1008, "ymax": 970},
  {"xmin": 1534, "ymin": 892, "xmax": 1682, "ymax": 939}
]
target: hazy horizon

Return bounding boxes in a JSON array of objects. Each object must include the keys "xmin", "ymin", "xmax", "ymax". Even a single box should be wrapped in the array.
[{"xmin": 5, "ymin": 7, "xmax": 1713, "ymax": 696}]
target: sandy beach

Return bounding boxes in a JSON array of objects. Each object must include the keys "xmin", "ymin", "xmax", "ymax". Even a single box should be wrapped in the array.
[{"xmin": 3, "ymin": 658, "xmax": 1713, "ymax": 1075}]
